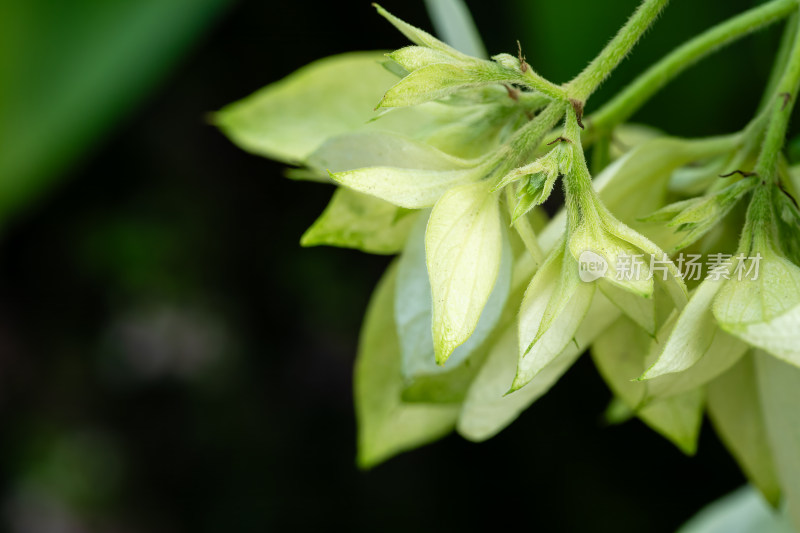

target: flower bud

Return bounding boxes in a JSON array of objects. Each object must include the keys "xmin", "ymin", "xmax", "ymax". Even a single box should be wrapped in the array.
[
  {"xmin": 568, "ymin": 211, "xmax": 655, "ymax": 297},
  {"xmin": 492, "ymin": 143, "xmax": 573, "ymax": 220},
  {"xmin": 712, "ymin": 187, "xmax": 800, "ymax": 366},
  {"xmin": 375, "ymin": 5, "xmax": 549, "ymax": 108},
  {"xmin": 641, "ymin": 178, "xmax": 755, "ymax": 251}
]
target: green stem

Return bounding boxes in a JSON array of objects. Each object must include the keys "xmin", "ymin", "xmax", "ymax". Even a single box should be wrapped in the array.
[
  {"xmin": 755, "ymin": 12, "xmax": 800, "ymax": 182},
  {"xmin": 562, "ymin": 108, "xmax": 597, "ymax": 231},
  {"xmin": 499, "ymin": 102, "xmax": 567, "ymax": 169},
  {"xmin": 566, "ymin": 0, "xmax": 670, "ymax": 101},
  {"xmin": 518, "ymin": 90, "xmax": 552, "ymax": 111},
  {"xmin": 591, "ymin": 0, "xmax": 798, "ymax": 132},
  {"xmin": 518, "ymin": 70, "xmax": 569, "ymax": 101},
  {"xmin": 759, "ymin": 11, "xmax": 799, "ymax": 112}
]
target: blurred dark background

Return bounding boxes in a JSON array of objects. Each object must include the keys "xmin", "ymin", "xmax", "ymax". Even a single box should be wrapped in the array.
[{"xmin": 0, "ymin": 0, "xmax": 794, "ymax": 531}]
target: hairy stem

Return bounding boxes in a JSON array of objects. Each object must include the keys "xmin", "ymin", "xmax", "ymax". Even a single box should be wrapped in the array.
[
  {"xmin": 520, "ymin": 70, "xmax": 570, "ymax": 101},
  {"xmin": 591, "ymin": 0, "xmax": 798, "ymax": 132},
  {"xmin": 759, "ymin": 11, "xmax": 799, "ymax": 112},
  {"xmin": 566, "ymin": 0, "xmax": 670, "ymax": 101},
  {"xmin": 755, "ymin": 11, "xmax": 800, "ymax": 182},
  {"xmin": 502, "ymin": 102, "xmax": 567, "ymax": 168}
]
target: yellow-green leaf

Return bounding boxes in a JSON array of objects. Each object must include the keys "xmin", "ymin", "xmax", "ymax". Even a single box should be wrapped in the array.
[
  {"xmin": 300, "ymin": 188, "xmax": 416, "ymax": 254},
  {"xmin": 354, "ymin": 263, "xmax": 459, "ymax": 469},
  {"xmin": 216, "ymin": 52, "xmax": 396, "ymax": 164}
]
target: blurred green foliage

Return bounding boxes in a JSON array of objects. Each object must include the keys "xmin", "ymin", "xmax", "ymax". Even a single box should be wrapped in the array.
[{"xmin": 0, "ymin": 0, "xmax": 229, "ymax": 232}]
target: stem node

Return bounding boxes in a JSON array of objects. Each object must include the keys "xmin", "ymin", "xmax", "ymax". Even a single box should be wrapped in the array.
[{"xmin": 570, "ymin": 99, "xmax": 586, "ymax": 129}]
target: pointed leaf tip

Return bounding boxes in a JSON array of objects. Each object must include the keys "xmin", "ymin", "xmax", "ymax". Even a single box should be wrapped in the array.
[{"xmin": 427, "ymin": 181, "xmax": 502, "ymax": 367}]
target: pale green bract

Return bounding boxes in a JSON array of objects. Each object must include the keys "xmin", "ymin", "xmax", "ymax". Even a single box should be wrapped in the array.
[
  {"xmin": 426, "ymin": 180, "xmax": 503, "ymax": 364},
  {"xmin": 643, "ymin": 322, "xmax": 749, "ymax": 401},
  {"xmin": 459, "ymin": 292, "xmax": 620, "ymax": 441},
  {"xmin": 395, "ymin": 213, "xmax": 511, "ymax": 402},
  {"xmin": 598, "ymin": 280, "xmax": 656, "ymax": 335},
  {"xmin": 708, "ymin": 354, "xmax": 781, "ymax": 505},
  {"xmin": 757, "ymin": 353, "xmax": 800, "ymax": 528},
  {"xmin": 640, "ymin": 274, "xmax": 729, "ymax": 380},
  {"xmin": 331, "ymin": 160, "xmax": 484, "ymax": 209},
  {"xmin": 569, "ymin": 214, "xmax": 656, "ymax": 297},
  {"xmin": 642, "ymin": 178, "xmax": 756, "ymax": 252},
  {"xmin": 714, "ymin": 247, "xmax": 800, "ymax": 367},
  {"xmin": 677, "ymin": 485, "xmax": 794, "ymax": 533},
  {"xmin": 513, "ymin": 241, "xmax": 595, "ymax": 391},
  {"xmin": 592, "ymin": 316, "xmax": 704, "ymax": 454}
]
